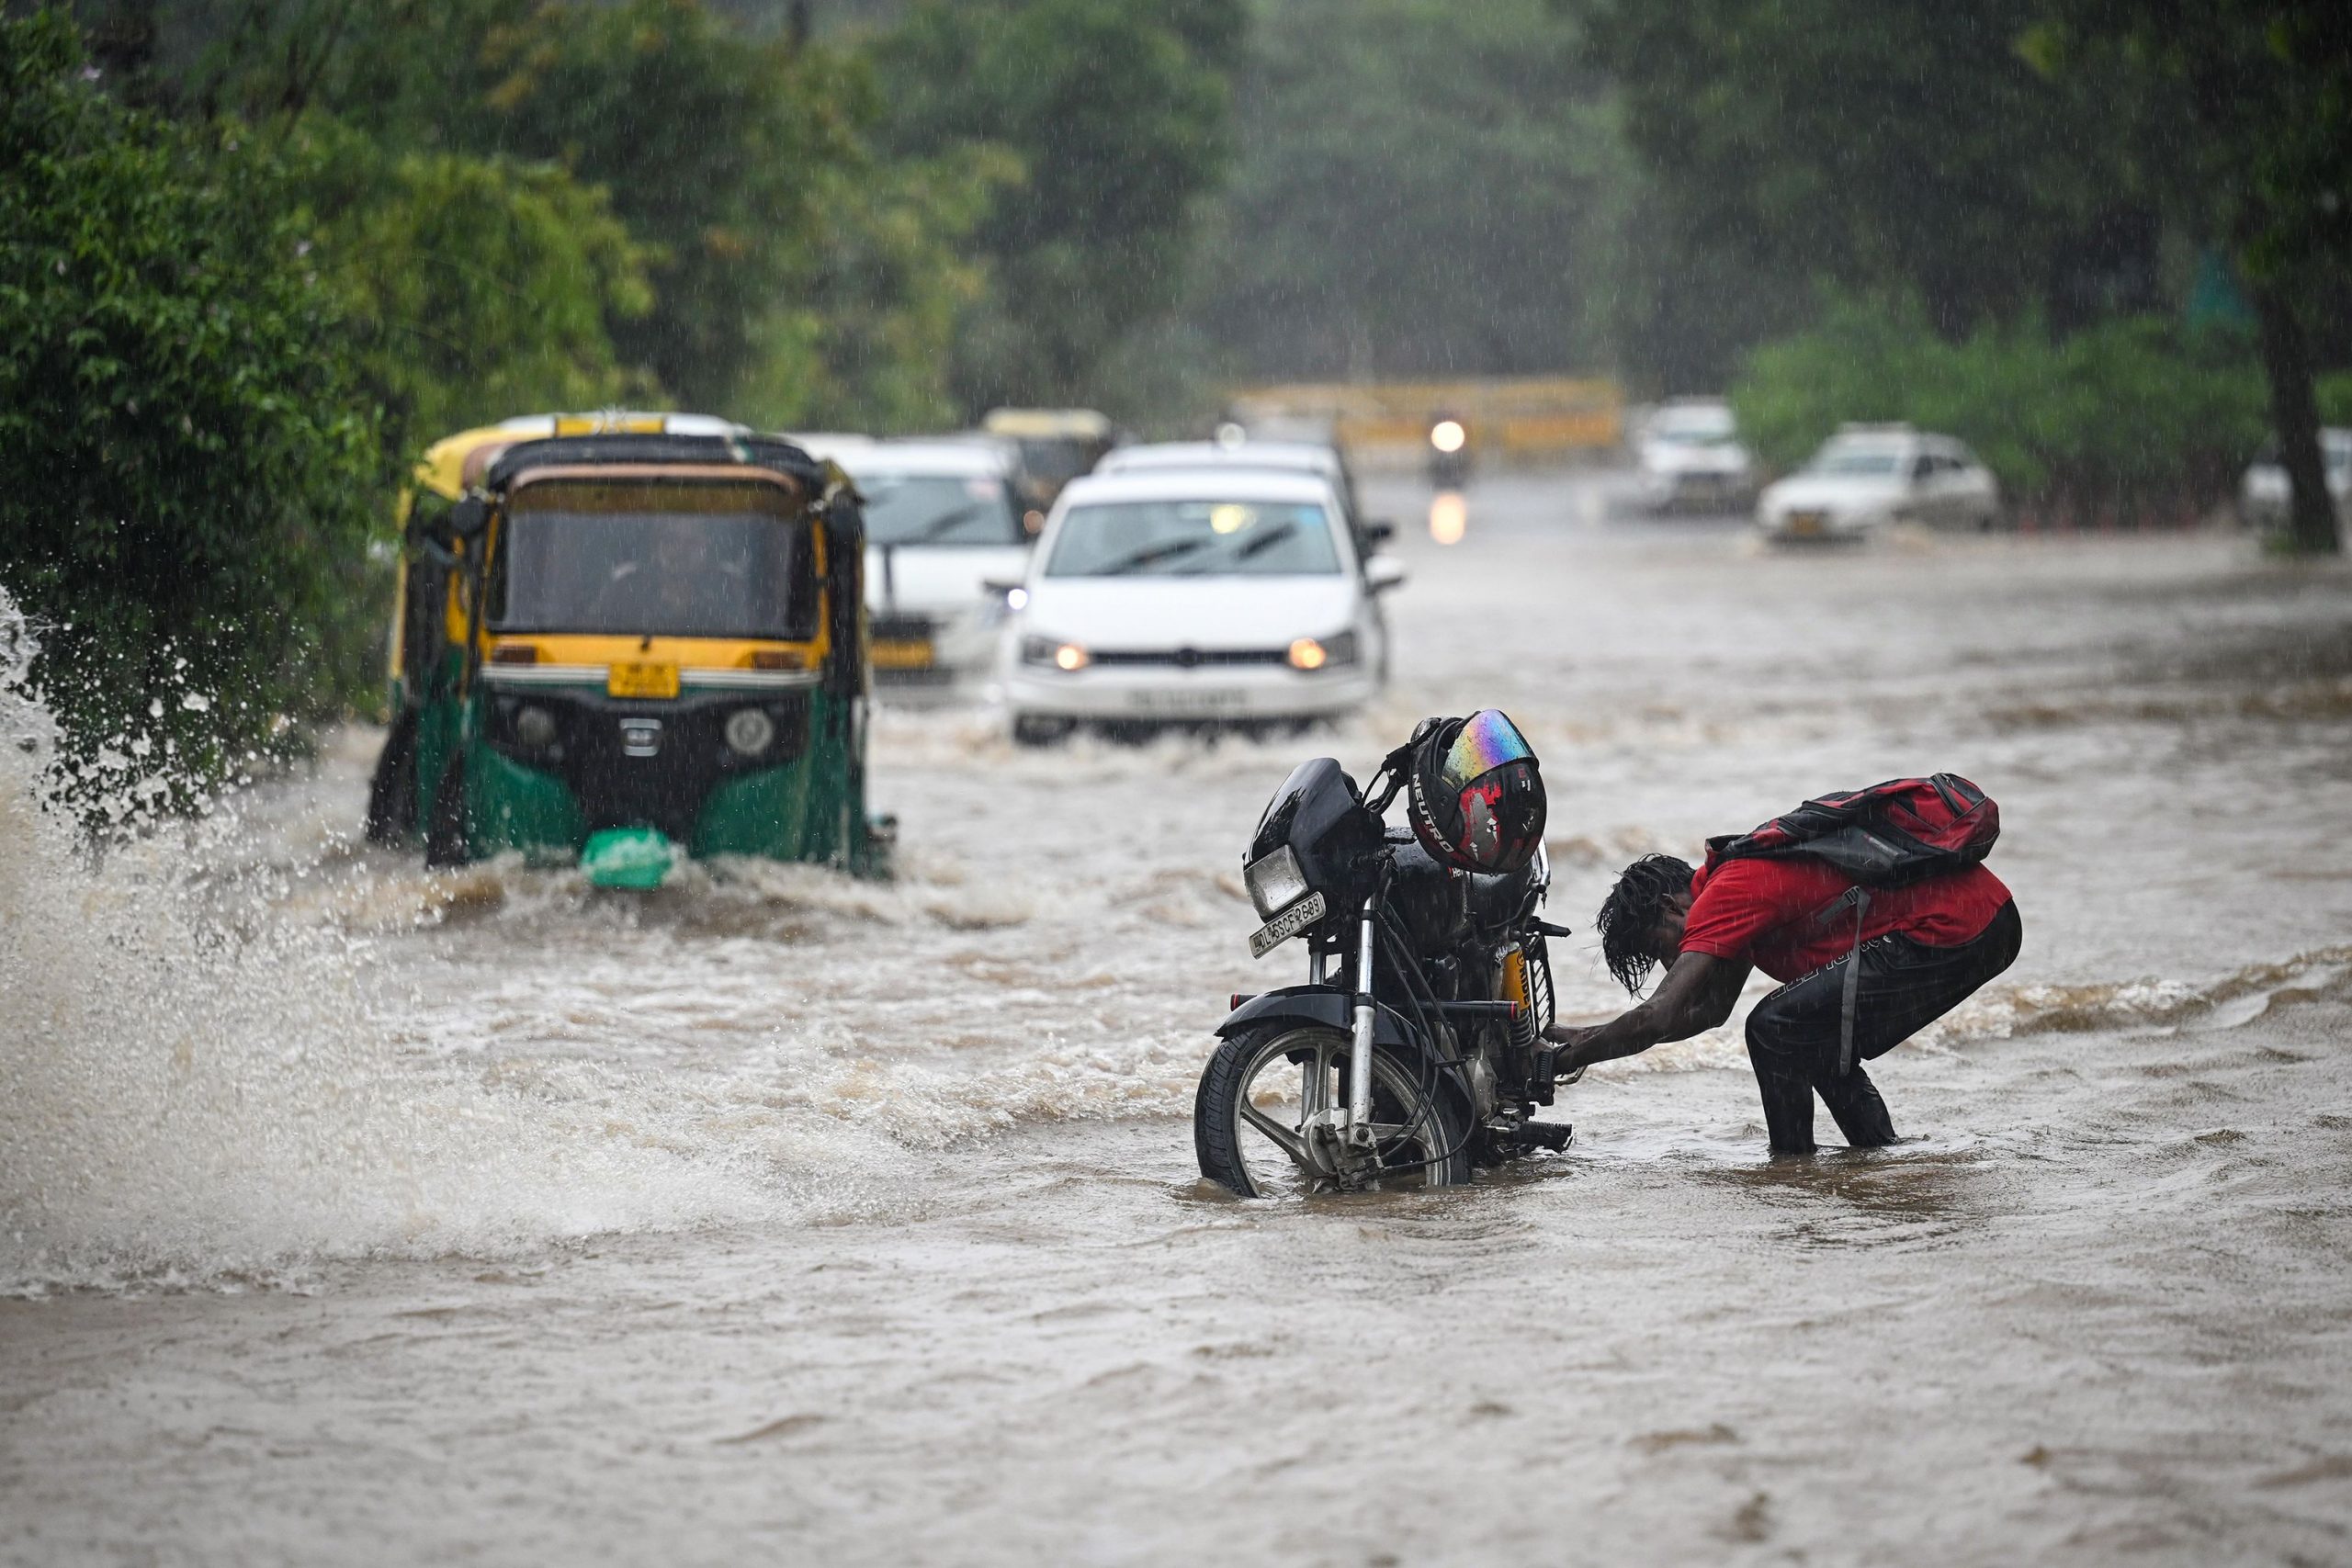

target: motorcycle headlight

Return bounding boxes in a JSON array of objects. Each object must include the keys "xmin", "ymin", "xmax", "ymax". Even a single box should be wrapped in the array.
[
  {"xmin": 1243, "ymin": 844, "xmax": 1310, "ymax": 919},
  {"xmin": 1288, "ymin": 630, "xmax": 1358, "ymax": 671},
  {"xmin": 1022, "ymin": 636, "xmax": 1089, "ymax": 671}
]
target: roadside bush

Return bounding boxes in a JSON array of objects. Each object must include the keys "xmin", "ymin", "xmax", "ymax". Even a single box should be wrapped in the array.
[
  {"xmin": 1730, "ymin": 294, "xmax": 2270, "ymax": 520},
  {"xmin": 0, "ymin": 10, "xmax": 381, "ymax": 825}
]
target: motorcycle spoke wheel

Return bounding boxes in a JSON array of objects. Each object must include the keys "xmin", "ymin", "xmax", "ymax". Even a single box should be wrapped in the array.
[{"xmin": 1193, "ymin": 1023, "xmax": 1471, "ymax": 1198}]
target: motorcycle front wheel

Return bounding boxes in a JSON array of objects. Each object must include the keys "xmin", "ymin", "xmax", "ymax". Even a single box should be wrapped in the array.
[{"xmin": 1193, "ymin": 1022, "xmax": 1474, "ymax": 1198}]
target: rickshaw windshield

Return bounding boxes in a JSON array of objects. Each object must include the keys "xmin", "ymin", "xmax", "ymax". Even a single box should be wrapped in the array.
[{"xmin": 491, "ymin": 479, "xmax": 818, "ymax": 639}]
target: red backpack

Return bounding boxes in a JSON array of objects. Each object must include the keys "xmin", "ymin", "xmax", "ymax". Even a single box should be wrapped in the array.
[
  {"xmin": 1704, "ymin": 774, "xmax": 2000, "ymax": 1074},
  {"xmin": 1703, "ymin": 773, "xmax": 1999, "ymax": 886}
]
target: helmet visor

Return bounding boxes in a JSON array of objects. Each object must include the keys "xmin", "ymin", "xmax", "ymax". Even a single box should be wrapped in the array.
[{"xmin": 1440, "ymin": 709, "xmax": 1534, "ymax": 793}]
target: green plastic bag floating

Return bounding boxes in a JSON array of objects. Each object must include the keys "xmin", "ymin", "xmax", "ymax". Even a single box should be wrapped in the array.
[{"xmin": 581, "ymin": 828, "xmax": 677, "ymax": 890}]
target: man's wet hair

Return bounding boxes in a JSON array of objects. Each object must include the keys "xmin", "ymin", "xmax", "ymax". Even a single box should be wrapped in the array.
[{"xmin": 1597, "ymin": 853, "xmax": 1696, "ymax": 996}]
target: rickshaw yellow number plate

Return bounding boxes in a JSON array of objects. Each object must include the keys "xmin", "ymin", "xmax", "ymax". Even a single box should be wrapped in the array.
[
  {"xmin": 608, "ymin": 660, "xmax": 681, "ymax": 699},
  {"xmin": 871, "ymin": 638, "xmax": 935, "ymax": 671}
]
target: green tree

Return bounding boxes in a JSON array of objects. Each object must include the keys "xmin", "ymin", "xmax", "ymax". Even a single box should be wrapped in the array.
[
  {"xmin": 1185, "ymin": 0, "xmax": 1632, "ymax": 383},
  {"xmin": 876, "ymin": 0, "xmax": 1244, "ymax": 409},
  {"xmin": 288, "ymin": 118, "xmax": 659, "ymax": 458},
  {"xmin": 1730, "ymin": 294, "xmax": 2267, "ymax": 515},
  {"xmin": 0, "ymin": 9, "xmax": 382, "ymax": 819},
  {"xmin": 2023, "ymin": 0, "xmax": 2351, "ymax": 552}
]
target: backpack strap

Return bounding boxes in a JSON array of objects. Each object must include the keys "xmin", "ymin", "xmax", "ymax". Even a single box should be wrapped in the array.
[{"xmin": 1812, "ymin": 886, "xmax": 1872, "ymax": 1075}]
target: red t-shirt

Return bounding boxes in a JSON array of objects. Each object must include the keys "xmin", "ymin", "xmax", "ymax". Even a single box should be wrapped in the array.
[{"xmin": 1680, "ymin": 856, "xmax": 2011, "ymax": 983}]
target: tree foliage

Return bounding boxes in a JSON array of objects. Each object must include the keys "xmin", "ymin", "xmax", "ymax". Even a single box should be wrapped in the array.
[
  {"xmin": 1730, "ymin": 296, "xmax": 2268, "ymax": 513},
  {"xmin": 875, "ymin": 0, "xmax": 1244, "ymax": 408},
  {"xmin": 1187, "ymin": 0, "xmax": 1631, "ymax": 382},
  {"xmin": 0, "ymin": 9, "xmax": 382, "ymax": 818}
]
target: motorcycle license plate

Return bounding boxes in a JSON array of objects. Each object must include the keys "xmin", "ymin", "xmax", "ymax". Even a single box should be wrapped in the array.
[
  {"xmin": 1249, "ymin": 890, "xmax": 1327, "ymax": 958},
  {"xmin": 608, "ymin": 660, "xmax": 681, "ymax": 699}
]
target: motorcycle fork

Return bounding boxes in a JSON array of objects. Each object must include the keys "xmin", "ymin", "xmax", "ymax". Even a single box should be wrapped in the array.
[{"xmin": 1345, "ymin": 897, "xmax": 1379, "ymax": 1149}]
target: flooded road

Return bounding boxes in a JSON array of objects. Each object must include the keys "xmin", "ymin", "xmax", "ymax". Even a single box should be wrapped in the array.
[{"xmin": 6, "ymin": 471, "xmax": 2352, "ymax": 1563}]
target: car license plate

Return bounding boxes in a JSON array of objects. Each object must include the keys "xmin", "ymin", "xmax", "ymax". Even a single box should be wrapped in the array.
[
  {"xmin": 1127, "ymin": 687, "xmax": 1244, "ymax": 716},
  {"xmin": 1787, "ymin": 511, "xmax": 1826, "ymax": 537},
  {"xmin": 870, "ymin": 637, "xmax": 935, "ymax": 671},
  {"xmin": 607, "ymin": 660, "xmax": 680, "ymax": 699},
  {"xmin": 1249, "ymin": 890, "xmax": 1328, "ymax": 959}
]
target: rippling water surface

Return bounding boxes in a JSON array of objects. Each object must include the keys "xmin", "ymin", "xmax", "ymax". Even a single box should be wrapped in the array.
[{"xmin": 5, "ymin": 473, "xmax": 2350, "ymax": 1563}]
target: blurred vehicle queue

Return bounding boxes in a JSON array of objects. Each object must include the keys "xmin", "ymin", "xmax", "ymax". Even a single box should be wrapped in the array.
[{"xmin": 794, "ymin": 413, "xmax": 1397, "ymax": 740}]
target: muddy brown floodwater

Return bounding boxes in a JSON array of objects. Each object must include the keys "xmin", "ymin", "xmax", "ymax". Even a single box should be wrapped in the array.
[{"xmin": 5, "ymin": 472, "xmax": 2351, "ymax": 1565}]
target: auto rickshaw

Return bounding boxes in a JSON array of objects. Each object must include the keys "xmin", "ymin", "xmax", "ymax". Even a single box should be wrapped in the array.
[
  {"xmin": 978, "ymin": 407, "xmax": 1121, "ymax": 522},
  {"xmin": 365, "ymin": 412, "xmax": 889, "ymax": 885}
]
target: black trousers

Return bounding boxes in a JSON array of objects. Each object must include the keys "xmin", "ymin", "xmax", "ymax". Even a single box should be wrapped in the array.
[{"xmin": 1742, "ymin": 900, "xmax": 2022, "ymax": 1153}]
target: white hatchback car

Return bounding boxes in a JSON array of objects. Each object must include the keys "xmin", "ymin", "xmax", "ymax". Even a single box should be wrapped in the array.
[
  {"xmin": 1001, "ymin": 469, "xmax": 1401, "ymax": 742},
  {"xmin": 1758, "ymin": 425, "xmax": 2001, "ymax": 540},
  {"xmin": 1636, "ymin": 397, "xmax": 1757, "ymax": 513},
  {"xmin": 803, "ymin": 438, "xmax": 1033, "ymax": 685}
]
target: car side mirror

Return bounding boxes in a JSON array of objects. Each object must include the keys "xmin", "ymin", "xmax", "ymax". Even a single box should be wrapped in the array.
[
  {"xmin": 1361, "ymin": 518, "xmax": 1396, "ymax": 547},
  {"xmin": 1365, "ymin": 555, "xmax": 1407, "ymax": 594}
]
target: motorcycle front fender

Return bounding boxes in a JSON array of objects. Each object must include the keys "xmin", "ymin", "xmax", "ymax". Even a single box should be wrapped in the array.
[{"xmin": 1216, "ymin": 984, "xmax": 1430, "ymax": 1054}]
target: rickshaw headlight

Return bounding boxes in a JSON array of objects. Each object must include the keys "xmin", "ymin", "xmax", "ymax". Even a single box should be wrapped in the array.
[
  {"xmin": 514, "ymin": 705, "xmax": 559, "ymax": 750},
  {"xmin": 724, "ymin": 707, "xmax": 775, "ymax": 757}
]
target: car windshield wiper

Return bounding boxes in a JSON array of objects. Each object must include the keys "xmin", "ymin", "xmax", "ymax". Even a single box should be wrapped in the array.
[
  {"xmin": 1232, "ymin": 522, "xmax": 1298, "ymax": 558},
  {"xmin": 874, "ymin": 503, "xmax": 992, "ymax": 547},
  {"xmin": 1089, "ymin": 536, "xmax": 1215, "ymax": 575}
]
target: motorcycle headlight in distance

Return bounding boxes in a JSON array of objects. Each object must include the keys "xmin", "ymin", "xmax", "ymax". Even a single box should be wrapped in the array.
[
  {"xmin": 1243, "ymin": 844, "xmax": 1310, "ymax": 920},
  {"xmin": 1022, "ymin": 636, "xmax": 1089, "ymax": 671},
  {"xmin": 1430, "ymin": 419, "xmax": 1467, "ymax": 454},
  {"xmin": 1288, "ymin": 631, "xmax": 1357, "ymax": 671},
  {"xmin": 724, "ymin": 707, "xmax": 775, "ymax": 756}
]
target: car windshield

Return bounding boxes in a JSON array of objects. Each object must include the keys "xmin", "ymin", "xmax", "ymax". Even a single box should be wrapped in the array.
[
  {"xmin": 492, "ymin": 479, "xmax": 815, "ymax": 638},
  {"xmin": 1044, "ymin": 500, "xmax": 1342, "ymax": 578},
  {"xmin": 1805, "ymin": 445, "xmax": 1905, "ymax": 476},
  {"xmin": 858, "ymin": 471, "xmax": 1023, "ymax": 546}
]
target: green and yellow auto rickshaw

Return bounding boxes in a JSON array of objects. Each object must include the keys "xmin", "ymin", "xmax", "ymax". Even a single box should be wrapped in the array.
[{"xmin": 366, "ymin": 413, "xmax": 889, "ymax": 885}]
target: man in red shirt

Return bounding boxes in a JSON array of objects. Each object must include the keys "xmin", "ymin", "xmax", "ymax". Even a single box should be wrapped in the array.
[{"xmin": 1544, "ymin": 851, "xmax": 2021, "ymax": 1153}]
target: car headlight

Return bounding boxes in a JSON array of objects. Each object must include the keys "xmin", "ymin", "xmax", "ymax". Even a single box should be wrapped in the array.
[
  {"xmin": 724, "ymin": 707, "xmax": 775, "ymax": 757},
  {"xmin": 1288, "ymin": 631, "xmax": 1357, "ymax": 671},
  {"xmin": 1022, "ymin": 636, "xmax": 1089, "ymax": 671},
  {"xmin": 1243, "ymin": 845, "xmax": 1310, "ymax": 919}
]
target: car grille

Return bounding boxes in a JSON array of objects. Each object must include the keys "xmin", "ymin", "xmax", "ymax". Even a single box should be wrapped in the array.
[{"xmin": 1087, "ymin": 648, "xmax": 1289, "ymax": 669}]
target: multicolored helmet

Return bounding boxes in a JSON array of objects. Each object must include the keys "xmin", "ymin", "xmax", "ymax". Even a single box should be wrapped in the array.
[{"xmin": 1405, "ymin": 710, "xmax": 1546, "ymax": 874}]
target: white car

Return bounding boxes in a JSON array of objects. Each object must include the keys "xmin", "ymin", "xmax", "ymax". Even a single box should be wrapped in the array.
[
  {"xmin": 1758, "ymin": 425, "xmax": 2001, "ymax": 541},
  {"xmin": 1001, "ymin": 469, "xmax": 1402, "ymax": 742},
  {"xmin": 803, "ymin": 437, "xmax": 1033, "ymax": 685},
  {"xmin": 2239, "ymin": 428, "xmax": 2352, "ymax": 533},
  {"xmin": 1636, "ymin": 398, "xmax": 1756, "ymax": 513},
  {"xmin": 1095, "ymin": 439, "xmax": 1367, "ymax": 535}
]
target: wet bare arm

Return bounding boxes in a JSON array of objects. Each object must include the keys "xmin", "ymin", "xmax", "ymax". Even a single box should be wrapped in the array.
[{"xmin": 1543, "ymin": 952, "xmax": 1750, "ymax": 1073}]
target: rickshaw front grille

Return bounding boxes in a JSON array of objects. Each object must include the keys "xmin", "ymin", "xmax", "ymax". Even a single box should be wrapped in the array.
[{"xmin": 488, "ymin": 690, "xmax": 813, "ymax": 840}]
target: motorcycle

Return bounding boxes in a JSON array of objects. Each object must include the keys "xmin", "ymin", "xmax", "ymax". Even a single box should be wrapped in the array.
[
  {"xmin": 1428, "ymin": 416, "xmax": 1472, "ymax": 490},
  {"xmin": 1193, "ymin": 731, "xmax": 1575, "ymax": 1196}
]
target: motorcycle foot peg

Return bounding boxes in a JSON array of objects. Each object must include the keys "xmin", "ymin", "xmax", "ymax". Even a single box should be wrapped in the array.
[{"xmin": 1522, "ymin": 1122, "xmax": 1574, "ymax": 1153}]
